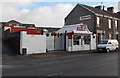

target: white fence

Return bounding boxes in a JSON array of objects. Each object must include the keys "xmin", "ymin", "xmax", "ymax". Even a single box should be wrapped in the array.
[
  {"xmin": 54, "ymin": 35, "xmax": 64, "ymax": 50},
  {"xmin": 46, "ymin": 36, "xmax": 54, "ymax": 51},
  {"xmin": 46, "ymin": 35, "xmax": 65, "ymax": 51}
]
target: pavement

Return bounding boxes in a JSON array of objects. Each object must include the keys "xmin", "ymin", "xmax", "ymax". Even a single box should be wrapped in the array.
[
  {"xmin": 2, "ymin": 50, "xmax": 95, "ymax": 65},
  {"xmin": 1, "ymin": 51, "xmax": 118, "ymax": 77}
]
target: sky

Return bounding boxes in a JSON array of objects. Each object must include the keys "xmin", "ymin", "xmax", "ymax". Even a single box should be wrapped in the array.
[{"xmin": 0, "ymin": 0, "xmax": 120, "ymax": 28}]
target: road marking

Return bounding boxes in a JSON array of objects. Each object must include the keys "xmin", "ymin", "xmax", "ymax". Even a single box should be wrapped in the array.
[
  {"xmin": 0, "ymin": 65, "xmax": 23, "ymax": 68},
  {"xmin": 88, "ymin": 61, "xmax": 116, "ymax": 68},
  {"xmin": 46, "ymin": 72, "xmax": 63, "ymax": 76},
  {"xmin": 0, "ymin": 65, "xmax": 15, "ymax": 68}
]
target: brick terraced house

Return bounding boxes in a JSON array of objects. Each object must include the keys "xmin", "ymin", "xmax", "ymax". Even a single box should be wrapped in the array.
[{"xmin": 64, "ymin": 4, "xmax": 120, "ymax": 47}]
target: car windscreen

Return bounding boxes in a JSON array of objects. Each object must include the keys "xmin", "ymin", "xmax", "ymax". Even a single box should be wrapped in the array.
[{"xmin": 100, "ymin": 40, "xmax": 108, "ymax": 44}]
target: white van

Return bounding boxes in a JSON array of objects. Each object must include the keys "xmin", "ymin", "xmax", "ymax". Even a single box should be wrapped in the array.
[{"xmin": 97, "ymin": 39, "xmax": 119, "ymax": 52}]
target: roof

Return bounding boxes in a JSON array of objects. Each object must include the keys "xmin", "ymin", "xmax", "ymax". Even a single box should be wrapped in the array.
[
  {"xmin": 116, "ymin": 12, "xmax": 120, "ymax": 18},
  {"xmin": 78, "ymin": 3, "xmax": 119, "ymax": 19},
  {"xmin": 37, "ymin": 27, "xmax": 60, "ymax": 32},
  {"xmin": 0, "ymin": 22, "xmax": 6, "ymax": 27},
  {"xmin": 22, "ymin": 24, "xmax": 35, "ymax": 27},
  {"xmin": 0, "ymin": 20, "xmax": 36, "ymax": 27},
  {"xmin": 7, "ymin": 20, "xmax": 21, "ymax": 24},
  {"xmin": 0, "ymin": 22, "xmax": 6, "ymax": 24}
]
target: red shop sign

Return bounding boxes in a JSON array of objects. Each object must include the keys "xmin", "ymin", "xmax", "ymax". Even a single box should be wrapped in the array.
[{"xmin": 80, "ymin": 15, "xmax": 91, "ymax": 20}]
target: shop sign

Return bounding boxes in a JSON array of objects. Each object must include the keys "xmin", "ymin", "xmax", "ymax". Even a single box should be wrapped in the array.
[
  {"xmin": 77, "ymin": 25, "xmax": 88, "ymax": 31},
  {"xmin": 80, "ymin": 15, "xmax": 91, "ymax": 20}
]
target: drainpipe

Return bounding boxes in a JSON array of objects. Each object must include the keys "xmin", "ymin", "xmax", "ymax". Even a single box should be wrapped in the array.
[
  {"xmin": 112, "ymin": 15, "xmax": 116, "ymax": 39},
  {"xmin": 64, "ymin": 30, "xmax": 67, "ymax": 51},
  {"xmin": 102, "ymin": 5, "xmax": 106, "ymax": 39}
]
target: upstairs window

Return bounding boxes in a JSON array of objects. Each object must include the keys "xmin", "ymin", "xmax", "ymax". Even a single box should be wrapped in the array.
[
  {"xmin": 108, "ymin": 19, "xmax": 112, "ymax": 29},
  {"xmin": 115, "ymin": 20, "xmax": 118, "ymax": 29},
  {"xmin": 97, "ymin": 17, "xmax": 100, "ymax": 27}
]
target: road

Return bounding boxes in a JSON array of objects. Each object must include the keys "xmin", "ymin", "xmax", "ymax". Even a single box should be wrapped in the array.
[{"xmin": 2, "ymin": 52, "xmax": 118, "ymax": 77}]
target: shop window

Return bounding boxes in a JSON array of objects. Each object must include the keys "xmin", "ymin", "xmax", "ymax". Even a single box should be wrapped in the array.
[
  {"xmin": 84, "ymin": 36, "xmax": 91, "ymax": 44},
  {"xmin": 73, "ymin": 35, "xmax": 80, "ymax": 45}
]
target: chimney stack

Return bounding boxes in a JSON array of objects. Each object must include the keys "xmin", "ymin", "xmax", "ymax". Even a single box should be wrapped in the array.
[
  {"xmin": 107, "ymin": 7, "xmax": 114, "ymax": 13},
  {"xmin": 95, "ymin": 5, "xmax": 102, "ymax": 10},
  {"xmin": 117, "ymin": 12, "xmax": 120, "ymax": 18}
]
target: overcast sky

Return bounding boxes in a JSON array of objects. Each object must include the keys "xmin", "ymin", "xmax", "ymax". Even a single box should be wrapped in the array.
[{"xmin": 0, "ymin": 0, "xmax": 119, "ymax": 28}]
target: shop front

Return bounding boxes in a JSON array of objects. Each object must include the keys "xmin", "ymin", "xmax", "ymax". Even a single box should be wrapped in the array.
[{"xmin": 57, "ymin": 23, "xmax": 96, "ymax": 51}]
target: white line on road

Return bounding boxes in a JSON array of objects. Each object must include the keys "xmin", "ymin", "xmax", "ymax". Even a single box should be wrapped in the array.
[
  {"xmin": 0, "ymin": 65, "xmax": 23, "ymax": 68},
  {"xmin": 88, "ymin": 61, "xmax": 116, "ymax": 68},
  {"xmin": 46, "ymin": 72, "xmax": 63, "ymax": 76}
]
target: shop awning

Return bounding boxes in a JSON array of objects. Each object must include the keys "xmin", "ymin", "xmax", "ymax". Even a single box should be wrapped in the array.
[{"xmin": 56, "ymin": 23, "xmax": 92, "ymax": 34}]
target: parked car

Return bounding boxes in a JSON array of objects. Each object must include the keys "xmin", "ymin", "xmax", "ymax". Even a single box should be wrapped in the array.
[{"xmin": 97, "ymin": 39, "xmax": 119, "ymax": 53}]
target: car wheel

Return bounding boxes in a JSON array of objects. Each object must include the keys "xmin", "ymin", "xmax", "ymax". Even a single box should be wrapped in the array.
[
  {"xmin": 106, "ymin": 48, "xmax": 110, "ymax": 53},
  {"xmin": 115, "ymin": 48, "xmax": 119, "ymax": 52}
]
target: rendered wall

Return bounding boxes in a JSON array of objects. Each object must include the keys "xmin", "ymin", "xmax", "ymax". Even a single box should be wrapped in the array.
[
  {"xmin": 20, "ymin": 31, "xmax": 46, "ymax": 55},
  {"xmin": 90, "ymin": 34, "xmax": 96, "ymax": 50}
]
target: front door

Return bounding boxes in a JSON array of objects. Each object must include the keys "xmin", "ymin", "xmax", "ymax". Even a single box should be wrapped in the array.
[{"xmin": 80, "ymin": 37, "xmax": 84, "ymax": 50}]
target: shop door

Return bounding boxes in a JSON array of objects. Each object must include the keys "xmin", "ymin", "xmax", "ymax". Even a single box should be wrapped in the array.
[{"xmin": 80, "ymin": 38, "xmax": 84, "ymax": 50}]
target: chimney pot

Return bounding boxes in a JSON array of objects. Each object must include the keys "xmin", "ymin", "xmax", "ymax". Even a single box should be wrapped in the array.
[
  {"xmin": 117, "ymin": 12, "xmax": 120, "ymax": 18},
  {"xmin": 95, "ymin": 5, "xmax": 102, "ymax": 10},
  {"xmin": 107, "ymin": 7, "xmax": 114, "ymax": 13}
]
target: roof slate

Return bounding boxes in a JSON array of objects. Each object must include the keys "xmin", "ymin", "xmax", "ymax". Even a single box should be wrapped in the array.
[{"xmin": 78, "ymin": 3, "xmax": 119, "ymax": 19}]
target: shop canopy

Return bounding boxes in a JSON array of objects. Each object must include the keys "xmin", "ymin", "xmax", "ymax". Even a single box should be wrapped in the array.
[{"xmin": 56, "ymin": 23, "xmax": 92, "ymax": 34}]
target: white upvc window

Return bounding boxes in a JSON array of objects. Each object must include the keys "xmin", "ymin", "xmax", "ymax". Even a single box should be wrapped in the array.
[
  {"xmin": 97, "ymin": 17, "xmax": 100, "ymax": 27},
  {"xmin": 108, "ymin": 19, "xmax": 112, "ymax": 29},
  {"xmin": 115, "ymin": 20, "xmax": 118, "ymax": 29}
]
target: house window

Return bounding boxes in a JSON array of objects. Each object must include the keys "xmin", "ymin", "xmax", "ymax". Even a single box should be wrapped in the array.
[
  {"xmin": 109, "ymin": 34, "xmax": 112, "ymax": 39},
  {"xmin": 108, "ymin": 19, "xmax": 112, "ymax": 29},
  {"xmin": 115, "ymin": 20, "xmax": 118, "ymax": 29},
  {"xmin": 97, "ymin": 17, "xmax": 100, "ymax": 27}
]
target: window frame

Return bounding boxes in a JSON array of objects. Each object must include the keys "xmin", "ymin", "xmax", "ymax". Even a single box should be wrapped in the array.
[
  {"xmin": 115, "ymin": 20, "xmax": 118, "ymax": 29},
  {"xmin": 108, "ymin": 19, "xmax": 112, "ymax": 29},
  {"xmin": 97, "ymin": 17, "xmax": 100, "ymax": 27}
]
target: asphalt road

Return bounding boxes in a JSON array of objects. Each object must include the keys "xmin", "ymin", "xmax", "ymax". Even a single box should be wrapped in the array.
[{"xmin": 2, "ymin": 52, "xmax": 118, "ymax": 77}]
